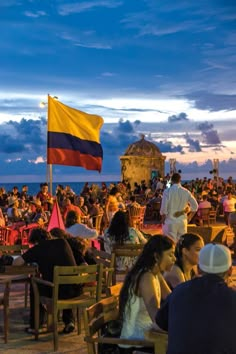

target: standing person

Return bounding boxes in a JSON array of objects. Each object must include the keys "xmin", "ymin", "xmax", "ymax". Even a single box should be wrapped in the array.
[
  {"xmin": 119, "ymin": 235, "xmax": 175, "ymax": 354},
  {"xmin": 223, "ymin": 191, "xmax": 236, "ymax": 226},
  {"xmin": 156, "ymin": 243, "xmax": 236, "ymax": 354},
  {"xmin": 105, "ymin": 186, "xmax": 120, "ymax": 223},
  {"xmin": 160, "ymin": 173, "xmax": 198, "ymax": 242}
]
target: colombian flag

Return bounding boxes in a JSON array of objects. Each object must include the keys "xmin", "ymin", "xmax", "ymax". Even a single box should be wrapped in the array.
[{"xmin": 47, "ymin": 96, "xmax": 104, "ymax": 172}]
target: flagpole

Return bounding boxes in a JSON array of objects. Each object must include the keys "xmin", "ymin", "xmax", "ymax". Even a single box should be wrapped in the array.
[{"xmin": 47, "ymin": 94, "xmax": 53, "ymax": 196}]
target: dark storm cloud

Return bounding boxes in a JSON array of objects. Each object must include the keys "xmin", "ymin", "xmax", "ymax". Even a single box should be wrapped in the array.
[
  {"xmin": 184, "ymin": 133, "xmax": 202, "ymax": 152},
  {"xmin": 197, "ymin": 121, "xmax": 221, "ymax": 145},
  {"xmin": 168, "ymin": 112, "xmax": 189, "ymax": 123},
  {"xmin": 156, "ymin": 141, "xmax": 183, "ymax": 153},
  {"xmin": 0, "ymin": 118, "xmax": 46, "ymax": 155},
  {"xmin": 186, "ymin": 92, "xmax": 236, "ymax": 112},
  {"xmin": 117, "ymin": 118, "xmax": 134, "ymax": 133}
]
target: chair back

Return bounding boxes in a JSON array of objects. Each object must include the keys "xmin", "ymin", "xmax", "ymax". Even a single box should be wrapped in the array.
[
  {"xmin": 198, "ymin": 208, "xmax": 210, "ymax": 226},
  {"xmin": 91, "ymin": 249, "xmax": 115, "ymax": 289},
  {"xmin": 111, "ymin": 243, "xmax": 144, "ymax": 283},
  {"xmin": 92, "ymin": 214, "xmax": 103, "ymax": 234},
  {"xmin": 106, "ymin": 283, "xmax": 123, "ymax": 298},
  {"xmin": 0, "ymin": 227, "xmax": 11, "ymax": 245},
  {"xmin": 139, "ymin": 206, "xmax": 146, "ymax": 229},
  {"xmin": 53, "ymin": 264, "xmax": 103, "ymax": 302}
]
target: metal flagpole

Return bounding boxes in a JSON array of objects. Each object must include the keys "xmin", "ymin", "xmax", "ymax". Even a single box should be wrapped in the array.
[{"xmin": 47, "ymin": 94, "xmax": 53, "ymax": 195}]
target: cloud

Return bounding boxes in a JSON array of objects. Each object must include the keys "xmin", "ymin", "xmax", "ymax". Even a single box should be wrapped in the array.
[
  {"xmin": 117, "ymin": 118, "xmax": 134, "ymax": 133},
  {"xmin": 184, "ymin": 133, "xmax": 201, "ymax": 152},
  {"xmin": 186, "ymin": 91, "xmax": 236, "ymax": 111},
  {"xmin": 168, "ymin": 112, "xmax": 189, "ymax": 123},
  {"xmin": 197, "ymin": 121, "xmax": 221, "ymax": 145},
  {"xmin": 156, "ymin": 141, "xmax": 183, "ymax": 153},
  {"xmin": 74, "ymin": 42, "xmax": 112, "ymax": 49},
  {"xmin": 24, "ymin": 11, "xmax": 47, "ymax": 18},
  {"xmin": 101, "ymin": 72, "xmax": 117, "ymax": 77},
  {"xmin": 58, "ymin": 0, "xmax": 122, "ymax": 16}
]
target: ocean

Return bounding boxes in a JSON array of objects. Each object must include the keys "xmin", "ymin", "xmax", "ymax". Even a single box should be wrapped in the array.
[{"xmin": 1, "ymin": 182, "xmax": 116, "ymax": 196}]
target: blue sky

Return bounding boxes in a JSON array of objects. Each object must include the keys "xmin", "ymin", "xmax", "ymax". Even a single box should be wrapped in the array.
[{"xmin": 0, "ymin": 0, "xmax": 236, "ymax": 182}]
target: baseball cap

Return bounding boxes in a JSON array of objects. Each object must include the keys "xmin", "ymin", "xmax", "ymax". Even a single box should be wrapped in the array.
[{"xmin": 199, "ymin": 243, "xmax": 232, "ymax": 274}]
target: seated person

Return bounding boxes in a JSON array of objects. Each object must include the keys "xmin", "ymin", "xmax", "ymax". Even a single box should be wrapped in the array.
[
  {"xmin": 156, "ymin": 244, "xmax": 236, "ymax": 354},
  {"xmin": 119, "ymin": 235, "xmax": 175, "ymax": 353},
  {"xmin": 197, "ymin": 194, "xmax": 211, "ymax": 215},
  {"xmin": 65, "ymin": 210, "xmax": 98, "ymax": 239},
  {"xmin": 13, "ymin": 228, "xmax": 82, "ymax": 334},
  {"xmin": 164, "ymin": 233, "xmax": 204, "ymax": 289},
  {"xmin": 104, "ymin": 210, "xmax": 147, "ymax": 271},
  {"xmin": 62, "ymin": 197, "xmax": 83, "ymax": 221}
]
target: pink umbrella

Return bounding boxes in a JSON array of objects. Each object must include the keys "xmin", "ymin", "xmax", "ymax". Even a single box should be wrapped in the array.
[{"xmin": 47, "ymin": 201, "xmax": 65, "ymax": 232}]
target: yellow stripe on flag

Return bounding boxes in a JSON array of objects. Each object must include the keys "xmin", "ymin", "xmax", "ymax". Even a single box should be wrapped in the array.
[{"xmin": 48, "ymin": 96, "xmax": 104, "ymax": 143}]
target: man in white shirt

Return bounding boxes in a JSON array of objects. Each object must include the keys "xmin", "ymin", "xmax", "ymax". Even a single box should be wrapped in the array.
[{"xmin": 160, "ymin": 173, "xmax": 198, "ymax": 241}]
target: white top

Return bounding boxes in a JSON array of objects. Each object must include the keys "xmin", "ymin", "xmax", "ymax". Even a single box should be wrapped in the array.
[
  {"xmin": 120, "ymin": 273, "xmax": 161, "ymax": 345},
  {"xmin": 103, "ymin": 227, "xmax": 147, "ymax": 271},
  {"xmin": 160, "ymin": 183, "xmax": 198, "ymax": 224},
  {"xmin": 66, "ymin": 223, "xmax": 98, "ymax": 239}
]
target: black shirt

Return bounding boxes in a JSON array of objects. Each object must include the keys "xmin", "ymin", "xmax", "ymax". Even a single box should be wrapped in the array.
[{"xmin": 156, "ymin": 275, "xmax": 236, "ymax": 354}]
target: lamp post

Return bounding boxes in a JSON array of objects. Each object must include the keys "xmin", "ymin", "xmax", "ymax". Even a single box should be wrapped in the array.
[{"xmin": 39, "ymin": 95, "xmax": 58, "ymax": 195}]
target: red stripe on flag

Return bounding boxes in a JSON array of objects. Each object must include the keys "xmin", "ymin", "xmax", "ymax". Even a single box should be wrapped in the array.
[{"xmin": 47, "ymin": 148, "xmax": 102, "ymax": 172}]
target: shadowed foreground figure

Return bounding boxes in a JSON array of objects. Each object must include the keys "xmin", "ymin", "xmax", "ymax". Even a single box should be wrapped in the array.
[{"xmin": 156, "ymin": 243, "xmax": 236, "ymax": 354}]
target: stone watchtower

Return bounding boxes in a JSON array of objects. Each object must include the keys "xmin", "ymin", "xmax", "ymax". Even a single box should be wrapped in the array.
[{"xmin": 120, "ymin": 135, "xmax": 166, "ymax": 188}]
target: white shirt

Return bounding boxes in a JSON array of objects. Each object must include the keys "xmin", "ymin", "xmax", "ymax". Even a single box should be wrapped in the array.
[
  {"xmin": 66, "ymin": 223, "xmax": 98, "ymax": 239},
  {"xmin": 160, "ymin": 183, "xmax": 198, "ymax": 223}
]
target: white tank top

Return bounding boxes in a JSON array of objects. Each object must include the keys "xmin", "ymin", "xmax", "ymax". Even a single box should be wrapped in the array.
[{"xmin": 120, "ymin": 273, "xmax": 161, "ymax": 344}]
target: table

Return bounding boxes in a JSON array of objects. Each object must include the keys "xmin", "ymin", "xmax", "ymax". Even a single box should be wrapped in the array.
[{"xmin": 187, "ymin": 224, "xmax": 227, "ymax": 244}]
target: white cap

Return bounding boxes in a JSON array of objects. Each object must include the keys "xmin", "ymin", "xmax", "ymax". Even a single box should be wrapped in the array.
[{"xmin": 199, "ymin": 243, "xmax": 232, "ymax": 274}]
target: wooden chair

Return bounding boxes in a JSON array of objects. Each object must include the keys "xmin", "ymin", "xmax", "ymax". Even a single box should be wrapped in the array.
[
  {"xmin": 92, "ymin": 214, "xmax": 103, "ymax": 234},
  {"xmin": 91, "ymin": 249, "xmax": 115, "ymax": 291},
  {"xmin": 31, "ymin": 263, "xmax": 103, "ymax": 351},
  {"xmin": 0, "ymin": 278, "xmax": 11, "ymax": 343},
  {"xmin": 0, "ymin": 264, "xmax": 38, "ymax": 308},
  {"xmin": 111, "ymin": 244, "xmax": 144, "ymax": 284},
  {"xmin": 145, "ymin": 329, "xmax": 168, "ymax": 354},
  {"xmin": 106, "ymin": 283, "xmax": 123, "ymax": 298},
  {"xmin": 138, "ymin": 206, "xmax": 146, "ymax": 229},
  {"xmin": 209, "ymin": 209, "xmax": 217, "ymax": 224},
  {"xmin": 128, "ymin": 206, "xmax": 141, "ymax": 228},
  {"xmin": 0, "ymin": 227, "xmax": 11, "ymax": 245},
  {"xmin": 84, "ymin": 296, "xmax": 154, "ymax": 354},
  {"xmin": 197, "ymin": 208, "xmax": 211, "ymax": 226}
]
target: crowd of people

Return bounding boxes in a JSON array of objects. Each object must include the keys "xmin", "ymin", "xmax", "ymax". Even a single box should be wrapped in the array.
[{"xmin": 1, "ymin": 173, "xmax": 236, "ymax": 353}]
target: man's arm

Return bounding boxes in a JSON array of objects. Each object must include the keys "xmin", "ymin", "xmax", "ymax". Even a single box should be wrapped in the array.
[
  {"xmin": 188, "ymin": 193, "xmax": 198, "ymax": 212},
  {"xmin": 78, "ymin": 224, "xmax": 98, "ymax": 239},
  {"xmin": 160, "ymin": 190, "xmax": 169, "ymax": 220}
]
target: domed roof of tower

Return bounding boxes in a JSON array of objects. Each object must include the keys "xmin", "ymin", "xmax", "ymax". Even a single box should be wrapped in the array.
[{"xmin": 124, "ymin": 134, "xmax": 162, "ymax": 157}]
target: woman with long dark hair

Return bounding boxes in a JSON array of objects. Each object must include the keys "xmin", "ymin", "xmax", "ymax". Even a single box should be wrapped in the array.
[
  {"xmin": 119, "ymin": 235, "xmax": 175, "ymax": 353},
  {"xmin": 164, "ymin": 233, "xmax": 204, "ymax": 289},
  {"xmin": 104, "ymin": 210, "xmax": 147, "ymax": 270}
]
